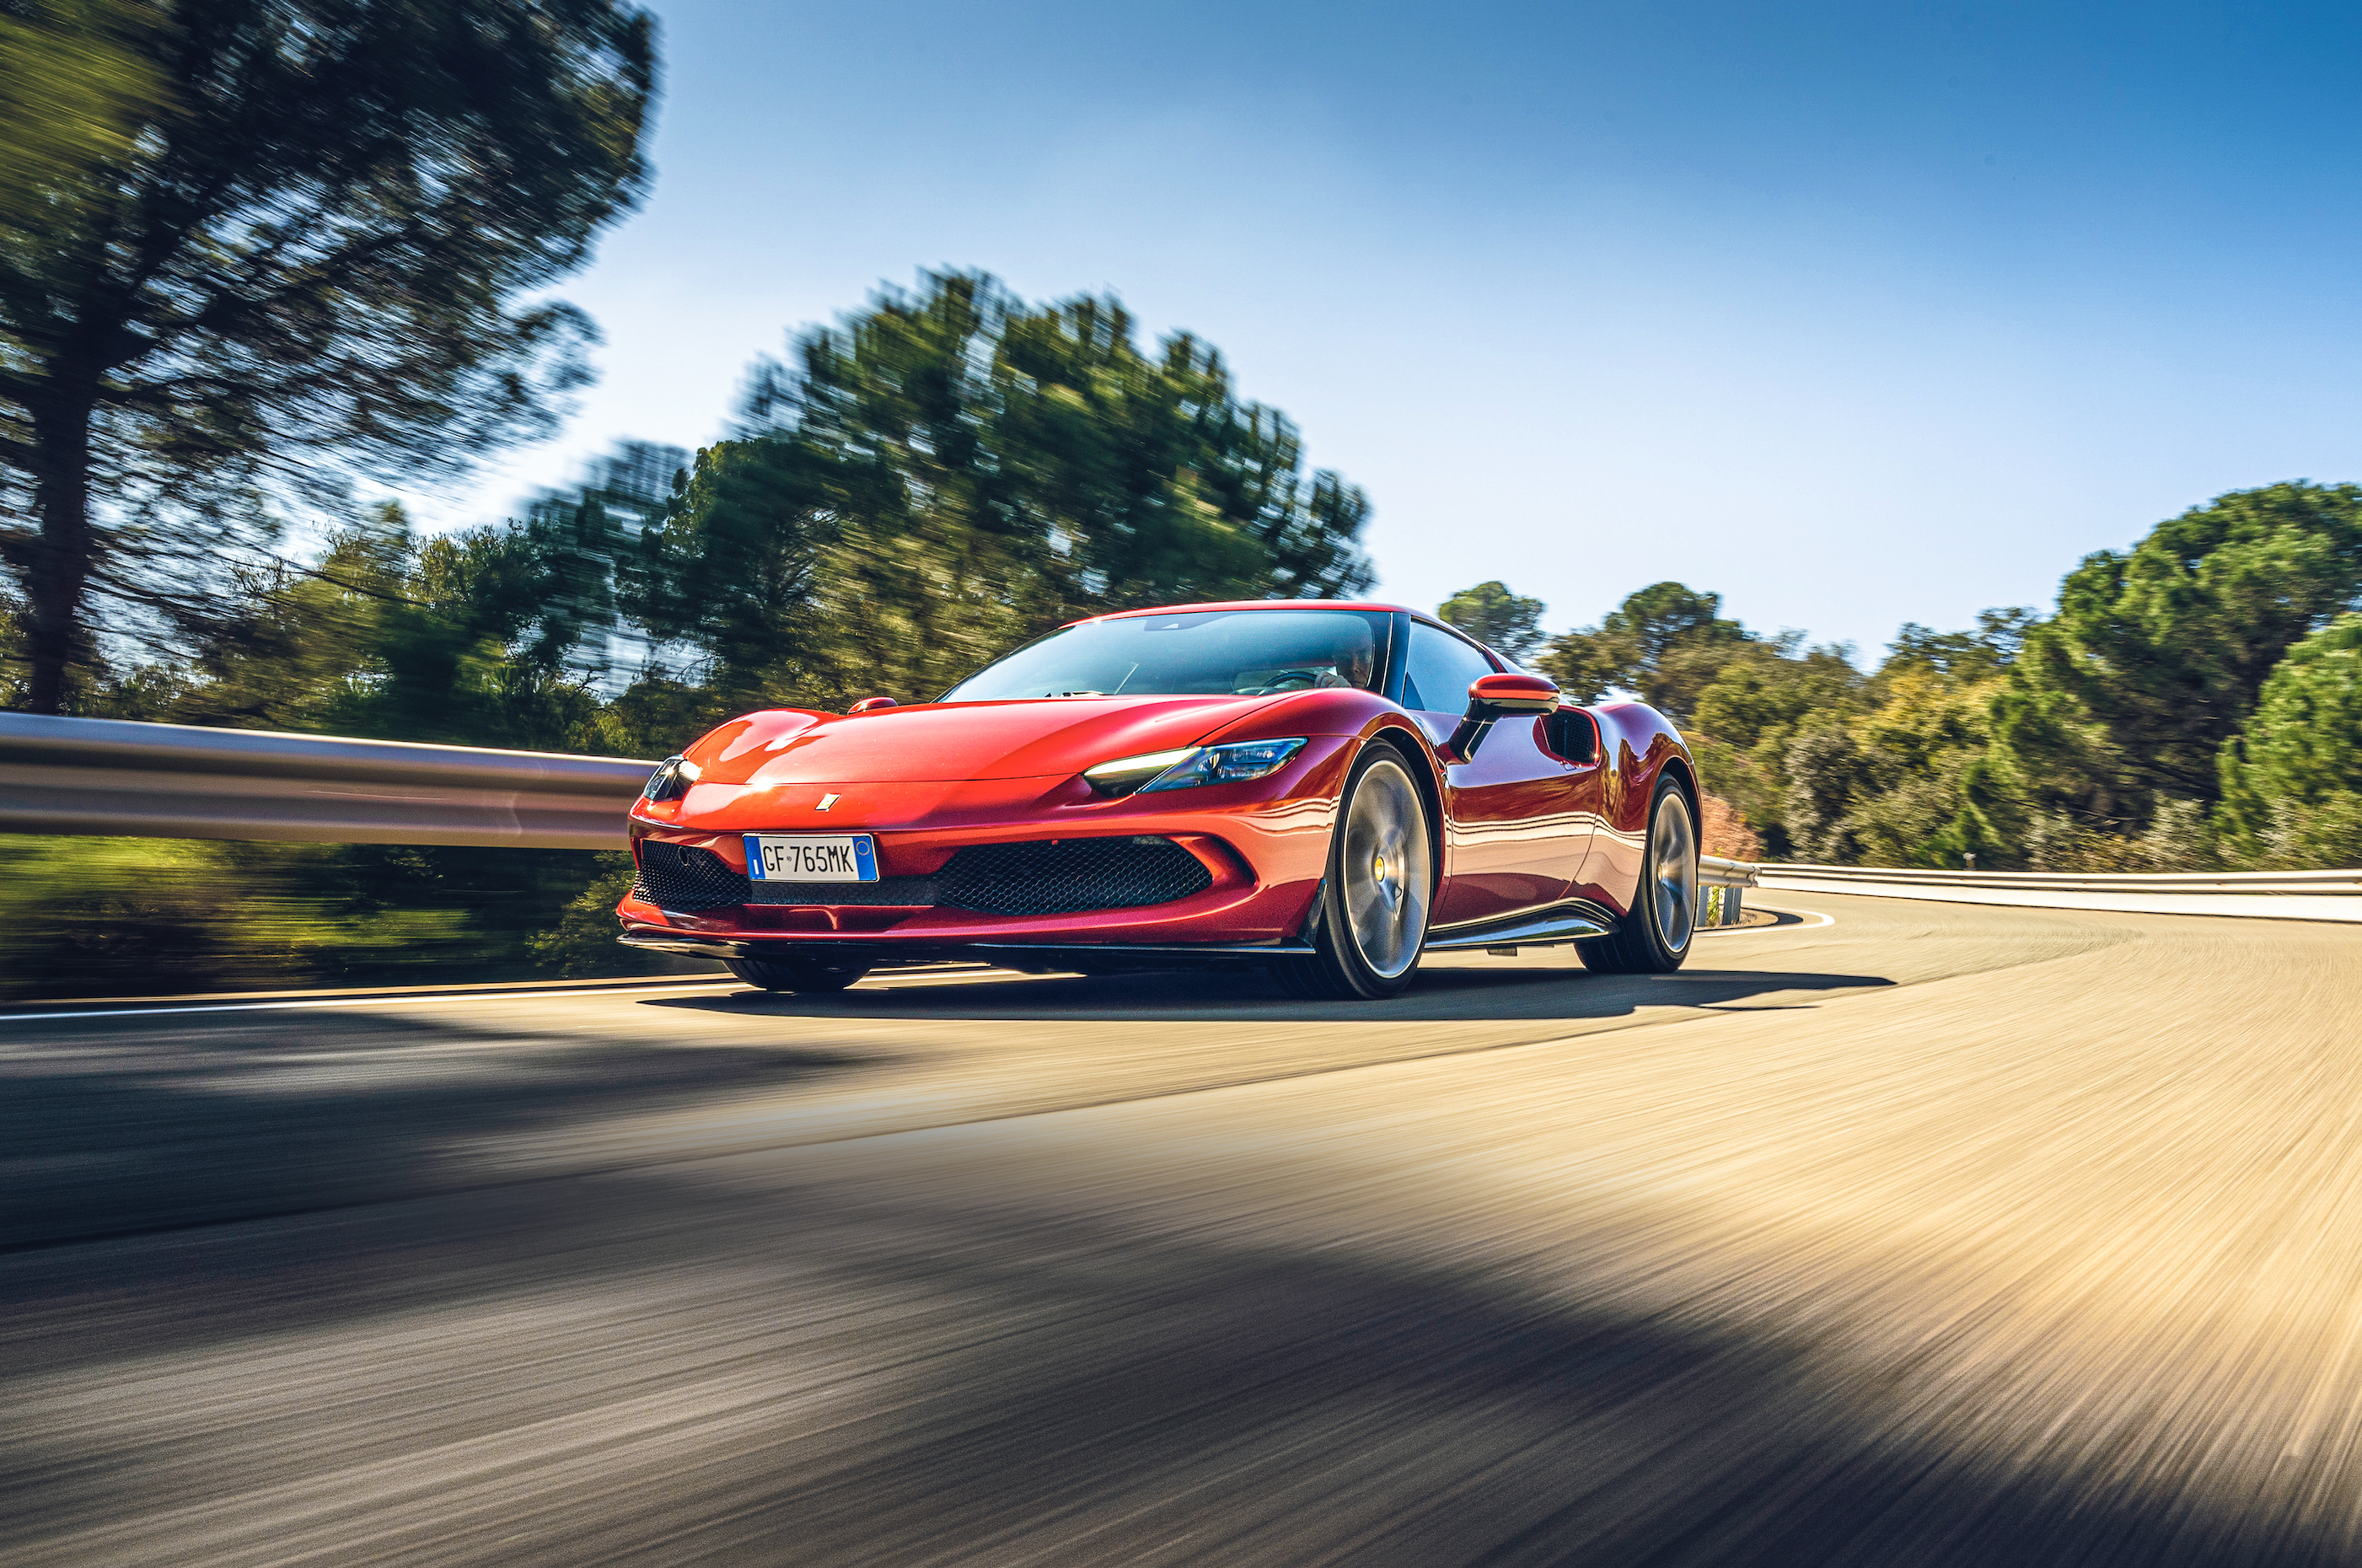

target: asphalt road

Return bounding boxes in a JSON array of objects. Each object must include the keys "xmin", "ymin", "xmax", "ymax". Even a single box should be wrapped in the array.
[{"xmin": 6, "ymin": 893, "xmax": 2361, "ymax": 1565}]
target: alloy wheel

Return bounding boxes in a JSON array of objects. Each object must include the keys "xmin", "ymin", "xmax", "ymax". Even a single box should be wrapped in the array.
[
  {"xmin": 1651, "ymin": 789, "xmax": 1698, "ymax": 953},
  {"xmin": 1339, "ymin": 757, "xmax": 1432, "ymax": 979}
]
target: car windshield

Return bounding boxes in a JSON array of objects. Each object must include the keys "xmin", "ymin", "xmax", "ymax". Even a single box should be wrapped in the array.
[{"xmin": 940, "ymin": 609, "xmax": 1393, "ymax": 701}]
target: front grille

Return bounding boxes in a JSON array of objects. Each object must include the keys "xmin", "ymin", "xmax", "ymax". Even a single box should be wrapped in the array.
[
  {"xmin": 632, "ymin": 835, "xmax": 1213, "ymax": 917},
  {"xmin": 632, "ymin": 840, "xmax": 750, "ymax": 911},
  {"xmin": 936, "ymin": 837, "xmax": 1213, "ymax": 916}
]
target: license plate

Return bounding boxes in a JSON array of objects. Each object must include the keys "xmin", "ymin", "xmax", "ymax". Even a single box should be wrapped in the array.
[{"xmin": 743, "ymin": 834, "xmax": 878, "ymax": 883}]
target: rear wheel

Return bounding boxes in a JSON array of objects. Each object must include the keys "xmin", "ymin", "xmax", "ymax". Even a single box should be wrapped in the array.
[
  {"xmin": 725, "ymin": 956, "xmax": 871, "ymax": 992},
  {"xmin": 1577, "ymin": 778, "xmax": 1697, "ymax": 975},
  {"xmin": 1271, "ymin": 746, "xmax": 1433, "ymax": 1000}
]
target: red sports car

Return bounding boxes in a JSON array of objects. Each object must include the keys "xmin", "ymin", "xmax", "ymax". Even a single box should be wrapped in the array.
[{"xmin": 618, "ymin": 601, "xmax": 1701, "ymax": 998}]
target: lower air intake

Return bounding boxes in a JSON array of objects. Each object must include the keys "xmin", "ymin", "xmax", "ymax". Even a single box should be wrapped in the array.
[
  {"xmin": 936, "ymin": 836, "xmax": 1213, "ymax": 916},
  {"xmin": 631, "ymin": 840, "xmax": 749, "ymax": 911}
]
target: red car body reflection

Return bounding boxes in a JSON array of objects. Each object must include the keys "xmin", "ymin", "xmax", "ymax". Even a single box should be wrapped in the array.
[{"xmin": 619, "ymin": 601, "xmax": 1699, "ymax": 991}]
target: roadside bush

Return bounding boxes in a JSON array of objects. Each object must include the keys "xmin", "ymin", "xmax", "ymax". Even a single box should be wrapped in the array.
[{"xmin": 0, "ymin": 835, "xmax": 651, "ymax": 1001}]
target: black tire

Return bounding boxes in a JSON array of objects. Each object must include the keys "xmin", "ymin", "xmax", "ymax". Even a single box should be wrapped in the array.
[
  {"xmin": 725, "ymin": 955, "xmax": 871, "ymax": 992},
  {"xmin": 1270, "ymin": 743, "xmax": 1435, "ymax": 1000},
  {"xmin": 1577, "ymin": 776, "xmax": 1698, "ymax": 975}
]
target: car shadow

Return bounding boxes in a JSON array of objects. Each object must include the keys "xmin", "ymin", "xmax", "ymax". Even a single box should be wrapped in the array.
[{"xmin": 644, "ymin": 961, "xmax": 1897, "ymax": 1025}]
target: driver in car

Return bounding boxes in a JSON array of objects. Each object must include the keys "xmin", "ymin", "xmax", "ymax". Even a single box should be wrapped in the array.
[
  {"xmin": 1235, "ymin": 629, "xmax": 1377, "ymax": 695},
  {"xmin": 1323, "ymin": 639, "xmax": 1375, "ymax": 690}
]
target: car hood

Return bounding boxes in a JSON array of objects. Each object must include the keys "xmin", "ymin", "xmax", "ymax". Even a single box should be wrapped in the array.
[{"xmin": 684, "ymin": 695, "xmax": 1284, "ymax": 786}]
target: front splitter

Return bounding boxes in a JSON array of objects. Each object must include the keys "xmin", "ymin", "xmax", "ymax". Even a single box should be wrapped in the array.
[{"xmin": 619, "ymin": 927, "xmax": 1315, "ymax": 972}]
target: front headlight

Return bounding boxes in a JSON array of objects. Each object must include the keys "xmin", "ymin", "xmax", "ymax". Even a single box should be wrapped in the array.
[
  {"xmin": 642, "ymin": 754, "xmax": 702, "ymax": 802},
  {"xmin": 1082, "ymin": 738, "xmax": 1307, "ymax": 797}
]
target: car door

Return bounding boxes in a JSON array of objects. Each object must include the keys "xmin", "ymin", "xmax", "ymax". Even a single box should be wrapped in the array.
[
  {"xmin": 1397, "ymin": 619, "xmax": 1590, "ymax": 928},
  {"xmin": 1538, "ymin": 706, "xmax": 1608, "ymax": 910}
]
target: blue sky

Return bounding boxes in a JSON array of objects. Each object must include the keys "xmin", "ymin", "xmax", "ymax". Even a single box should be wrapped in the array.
[{"xmin": 429, "ymin": 0, "xmax": 2362, "ymax": 660}]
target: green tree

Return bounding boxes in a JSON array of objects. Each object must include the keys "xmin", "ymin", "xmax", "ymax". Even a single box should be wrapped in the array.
[
  {"xmin": 163, "ymin": 502, "xmax": 621, "ymax": 749},
  {"xmin": 1995, "ymin": 482, "xmax": 2362, "ymax": 828},
  {"xmin": 1437, "ymin": 581, "xmax": 1545, "ymax": 661},
  {"xmin": 1538, "ymin": 582, "xmax": 1755, "ymax": 717},
  {"xmin": 166, "ymin": 517, "xmax": 405, "ymax": 733},
  {"xmin": 630, "ymin": 272, "xmax": 1377, "ymax": 709},
  {"xmin": 1779, "ymin": 723, "xmax": 1871, "ymax": 864},
  {"xmin": 1662, "ymin": 605, "xmax": 2021, "ymax": 867},
  {"xmin": 2218, "ymin": 614, "xmax": 2362, "ymax": 866},
  {"xmin": 524, "ymin": 438, "xmax": 684, "ymax": 689},
  {"xmin": 1785, "ymin": 668, "xmax": 2000, "ymax": 867},
  {"xmin": 1690, "ymin": 642, "xmax": 1867, "ymax": 753},
  {"xmin": 0, "ymin": 0, "xmax": 167, "ymax": 228},
  {"xmin": 623, "ymin": 434, "xmax": 836, "ymax": 709},
  {"xmin": 0, "ymin": 0, "xmax": 656, "ymax": 714},
  {"xmin": 1885, "ymin": 608, "xmax": 2033, "ymax": 683}
]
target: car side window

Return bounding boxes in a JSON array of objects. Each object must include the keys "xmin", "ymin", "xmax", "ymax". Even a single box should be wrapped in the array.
[
  {"xmin": 1400, "ymin": 621, "xmax": 1499, "ymax": 712},
  {"xmin": 1545, "ymin": 709, "xmax": 1597, "ymax": 765}
]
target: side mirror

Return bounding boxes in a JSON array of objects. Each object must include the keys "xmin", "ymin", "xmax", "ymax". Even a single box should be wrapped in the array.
[
  {"xmin": 1467, "ymin": 673, "xmax": 1559, "ymax": 716},
  {"xmin": 1445, "ymin": 673, "xmax": 1559, "ymax": 761},
  {"xmin": 848, "ymin": 696, "xmax": 898, "ymax": 714}
]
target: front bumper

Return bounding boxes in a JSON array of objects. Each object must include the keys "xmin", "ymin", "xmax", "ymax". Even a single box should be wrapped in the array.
[{"xmin": 616, "ymin": 742, "xmax": 1352, "ymax": 951}]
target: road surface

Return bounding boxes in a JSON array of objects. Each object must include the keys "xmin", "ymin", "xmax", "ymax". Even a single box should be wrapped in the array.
[{"xmin": 5, "ymin": 893, "xmax": 2360, "ymax": 1565}]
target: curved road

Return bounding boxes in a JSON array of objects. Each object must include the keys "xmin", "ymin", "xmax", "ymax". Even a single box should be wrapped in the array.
[{"xmin": 5, "ymin": 894, "xmax": 2360, "ymax": 1565}]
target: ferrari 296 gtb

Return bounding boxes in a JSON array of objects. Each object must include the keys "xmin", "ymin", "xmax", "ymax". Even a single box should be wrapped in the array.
[{"xmin": 618, "ymin": 601, "xmax": 1702, "ymax": 999}]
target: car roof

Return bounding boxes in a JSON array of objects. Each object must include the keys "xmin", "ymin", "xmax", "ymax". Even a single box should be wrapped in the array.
[{"xmin": 1086, "ymin": 600, "xmax": 1422, "ymax": 622}]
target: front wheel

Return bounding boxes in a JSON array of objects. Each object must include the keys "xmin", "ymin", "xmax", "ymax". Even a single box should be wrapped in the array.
[
  {"xmin": 1271, "ymin": 745, "xmax": 1434, "ymax": 1000},
  {"xmin": 726, "ymin": 956, "xmax": 871, "ymax": 992},
  {"xmin": 1577, "ymin": 778, "xmax": 1697, "ymax": 975}
]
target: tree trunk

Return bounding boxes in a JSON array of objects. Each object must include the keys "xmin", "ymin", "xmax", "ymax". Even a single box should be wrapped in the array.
[{"xmin": 24, "ymin": 395, "xmax": 96, "ymax": 716}]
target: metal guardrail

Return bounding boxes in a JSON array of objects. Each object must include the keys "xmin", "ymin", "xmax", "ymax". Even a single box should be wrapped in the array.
[
  {"xmin": 0, "ymin": 713, "xmax": 655, "ymax": 850},
  {"xmin": 5, "ymin": 716, "xmax": 2349, "ymax": 923},
  {"xmin": 1755, "ymin": 862, "xmax": 2362, "ymax": 895},
  {"xmin": 1747, "ymin": 860, "xmax": 2362, "ymax": 924},
  {"xmin": 1696, "ymin": 855, "xmax": 1758, "ymax": 926},
  {"xmin": 1699, "ymin": 855, "xmax": 1758, "ymax": 889}
]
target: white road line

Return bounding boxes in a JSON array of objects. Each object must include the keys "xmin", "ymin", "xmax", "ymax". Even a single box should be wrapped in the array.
[
  {"xmin": 1694, "ymin": 903, "xmax": 1838, "ymax": 934},
  {"xmin": 1751, "ymin": 903, "xmax": 1838, "ymax": 929}
]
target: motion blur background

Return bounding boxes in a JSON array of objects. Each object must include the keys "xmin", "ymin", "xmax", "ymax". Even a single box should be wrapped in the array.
[
  {"xmin": 461, "ymin": 0, "xmax": 2362, "ymax": 648},
  {"xmin": 4, "ymin": 0, "xmax": 2360, "ymax": 999}
]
